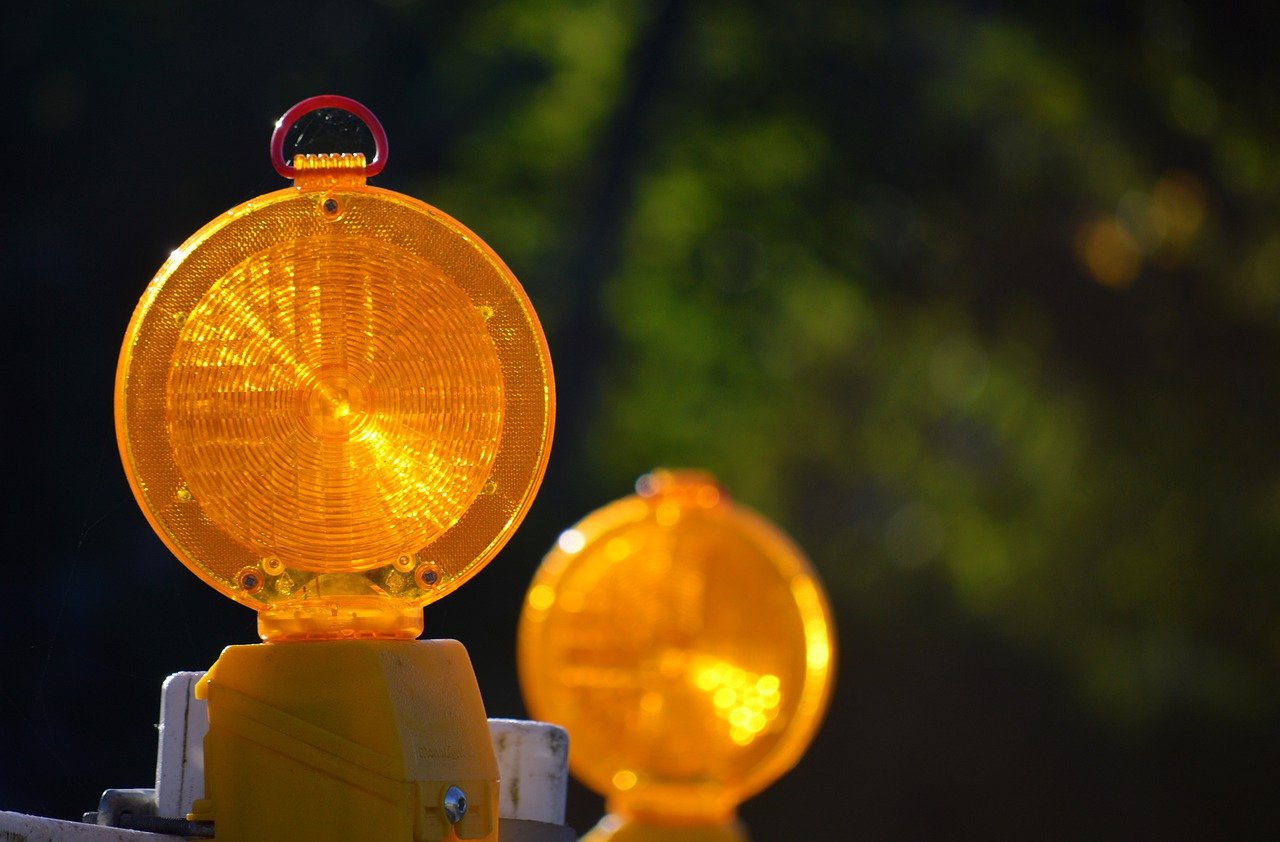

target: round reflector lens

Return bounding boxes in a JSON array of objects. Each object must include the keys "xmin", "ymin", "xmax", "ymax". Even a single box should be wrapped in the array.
[
  {"xmin": 117, "ymin": 176, "xmax": 554, "ymax": 639},
  {"xmin": 517, "ymin": 470, "xmax": 835, "ymax": 824}
]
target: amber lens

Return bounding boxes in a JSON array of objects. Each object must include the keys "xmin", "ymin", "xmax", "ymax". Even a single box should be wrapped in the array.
[
  {"xmin": 167, "ymin": 235, "xmax": 502, "ymax": 572},
  {"xmin": 517, "ymin": 471, "xmax": 835, "ymax": 823},
  {"xmin": 117, "ymin": 184, "xmax": 553, "ymax": 631}
]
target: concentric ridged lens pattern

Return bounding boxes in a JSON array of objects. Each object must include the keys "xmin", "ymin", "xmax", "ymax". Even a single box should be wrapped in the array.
[
  {"xmin": 116, "ymin": 185, "xmax": 554, "ymax": 628},
  {"xmin": 167, "ymin": 235, "xmax": 503, "ymax": 572}
]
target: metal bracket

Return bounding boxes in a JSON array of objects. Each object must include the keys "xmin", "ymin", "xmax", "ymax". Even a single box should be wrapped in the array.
[{"xmin": 83, "ymin": 788, "xmax": 213, "ymax": 838}]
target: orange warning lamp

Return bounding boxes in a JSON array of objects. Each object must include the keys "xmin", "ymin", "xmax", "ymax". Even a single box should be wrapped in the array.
[
  {"xmin": 115, "ymin": 96, "xmax": 554, "ymax": 842},
  {"xmin": 116, "ymin": 95, "xmax": 554, "ymax": 642},
  {"xmin": 517, "ymin": 470, "xmax": 836, "ymax": 841}
]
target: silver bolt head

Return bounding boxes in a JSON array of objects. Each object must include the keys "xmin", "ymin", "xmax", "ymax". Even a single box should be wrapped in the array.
[{"xmin": 443, "ymin": 785, "xmax": 468, "ymax": 824}]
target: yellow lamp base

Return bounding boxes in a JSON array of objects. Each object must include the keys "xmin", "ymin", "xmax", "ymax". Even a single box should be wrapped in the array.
[
  {"xmin": 192, "ymin": 639, "xmax": 498, "ymax": 841},
  {"xmin": 582, "ymin": 814, "xmax": 749, "ymax": 842}
]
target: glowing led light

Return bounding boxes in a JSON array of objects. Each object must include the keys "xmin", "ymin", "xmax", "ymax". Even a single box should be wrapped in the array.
[
  {"xmin": 517, "ymin": 469, "xmax": 836, "ymax": 826},
  {"xmin": 116, "ymin": 100, "xmax": 554, "ymax": 641}
]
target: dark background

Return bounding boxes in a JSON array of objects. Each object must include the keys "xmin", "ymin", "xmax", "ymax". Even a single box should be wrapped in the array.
[{"xmin": 3, "ymin": 1, "xmax": 1279, "ymax": 838}]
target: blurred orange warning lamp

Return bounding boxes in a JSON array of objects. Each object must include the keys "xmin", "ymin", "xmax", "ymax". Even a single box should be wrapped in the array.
[
  {"xmin": 518, "ymin": 470, "xmax": 836, "ymax": 840},
  {"xmin": 116, "ymin": 95, "xmax": 555, "ymax": 642}
]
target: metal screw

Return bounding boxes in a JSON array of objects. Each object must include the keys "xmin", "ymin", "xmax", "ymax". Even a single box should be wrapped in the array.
[
  {"xmin": 443, "ymin": 786, "xmax": 467, "ymax": 824},
  {"xmin": 414, "ymin": 561, "xmax": 442, "ymax": 589},
  {"xmin": 323, "ymin": 198, "xmax": 339, "ymax": 215}
]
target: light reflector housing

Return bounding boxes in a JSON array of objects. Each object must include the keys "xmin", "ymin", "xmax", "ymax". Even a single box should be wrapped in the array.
[
  {"xmin": 117, "ymin": 144, "xmax": 554, "ymax": 641},
  {"xmin": 517, "ymin": 470, "xmax": 835, "ymax": 825}
]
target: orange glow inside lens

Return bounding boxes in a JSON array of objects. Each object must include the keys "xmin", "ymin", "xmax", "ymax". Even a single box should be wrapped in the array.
[
  {"xmin": 117, "ymin": 156, "xmax": 554, "ymax": 640},
  {"xmin": 166, "ymin": 235, "xmax": 504, "ymax": 573},
  {"xmin": 517, "ymin": 470, "xmax": 835, "ymax": 824}
]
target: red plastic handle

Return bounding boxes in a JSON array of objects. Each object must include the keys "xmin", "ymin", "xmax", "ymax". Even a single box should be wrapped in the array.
[{"xmin": 270, "ymin": 94, "xmax": 389, "ymax": 179}]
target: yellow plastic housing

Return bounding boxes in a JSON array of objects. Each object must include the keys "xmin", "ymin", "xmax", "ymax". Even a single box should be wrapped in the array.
[
  {"xmin": 116, "ymin": 154, "xmax": 554, "ymax": 640},
  {"xmin": 517, "ymin": 470, "xmax": 836, "ymax": 827},
  {"xmin": 193, "ymin": 639, "xmax": 498, "ymax": 841}
]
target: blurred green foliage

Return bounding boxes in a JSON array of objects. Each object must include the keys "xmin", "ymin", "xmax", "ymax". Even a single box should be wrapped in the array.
[
  {"xmin": 425, "ymin": 0, "xmax": 1280, "ymax": 726},
  {"xmin": 6, "ymin": 0, "xmax": 1279, "ymax": 835}
]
